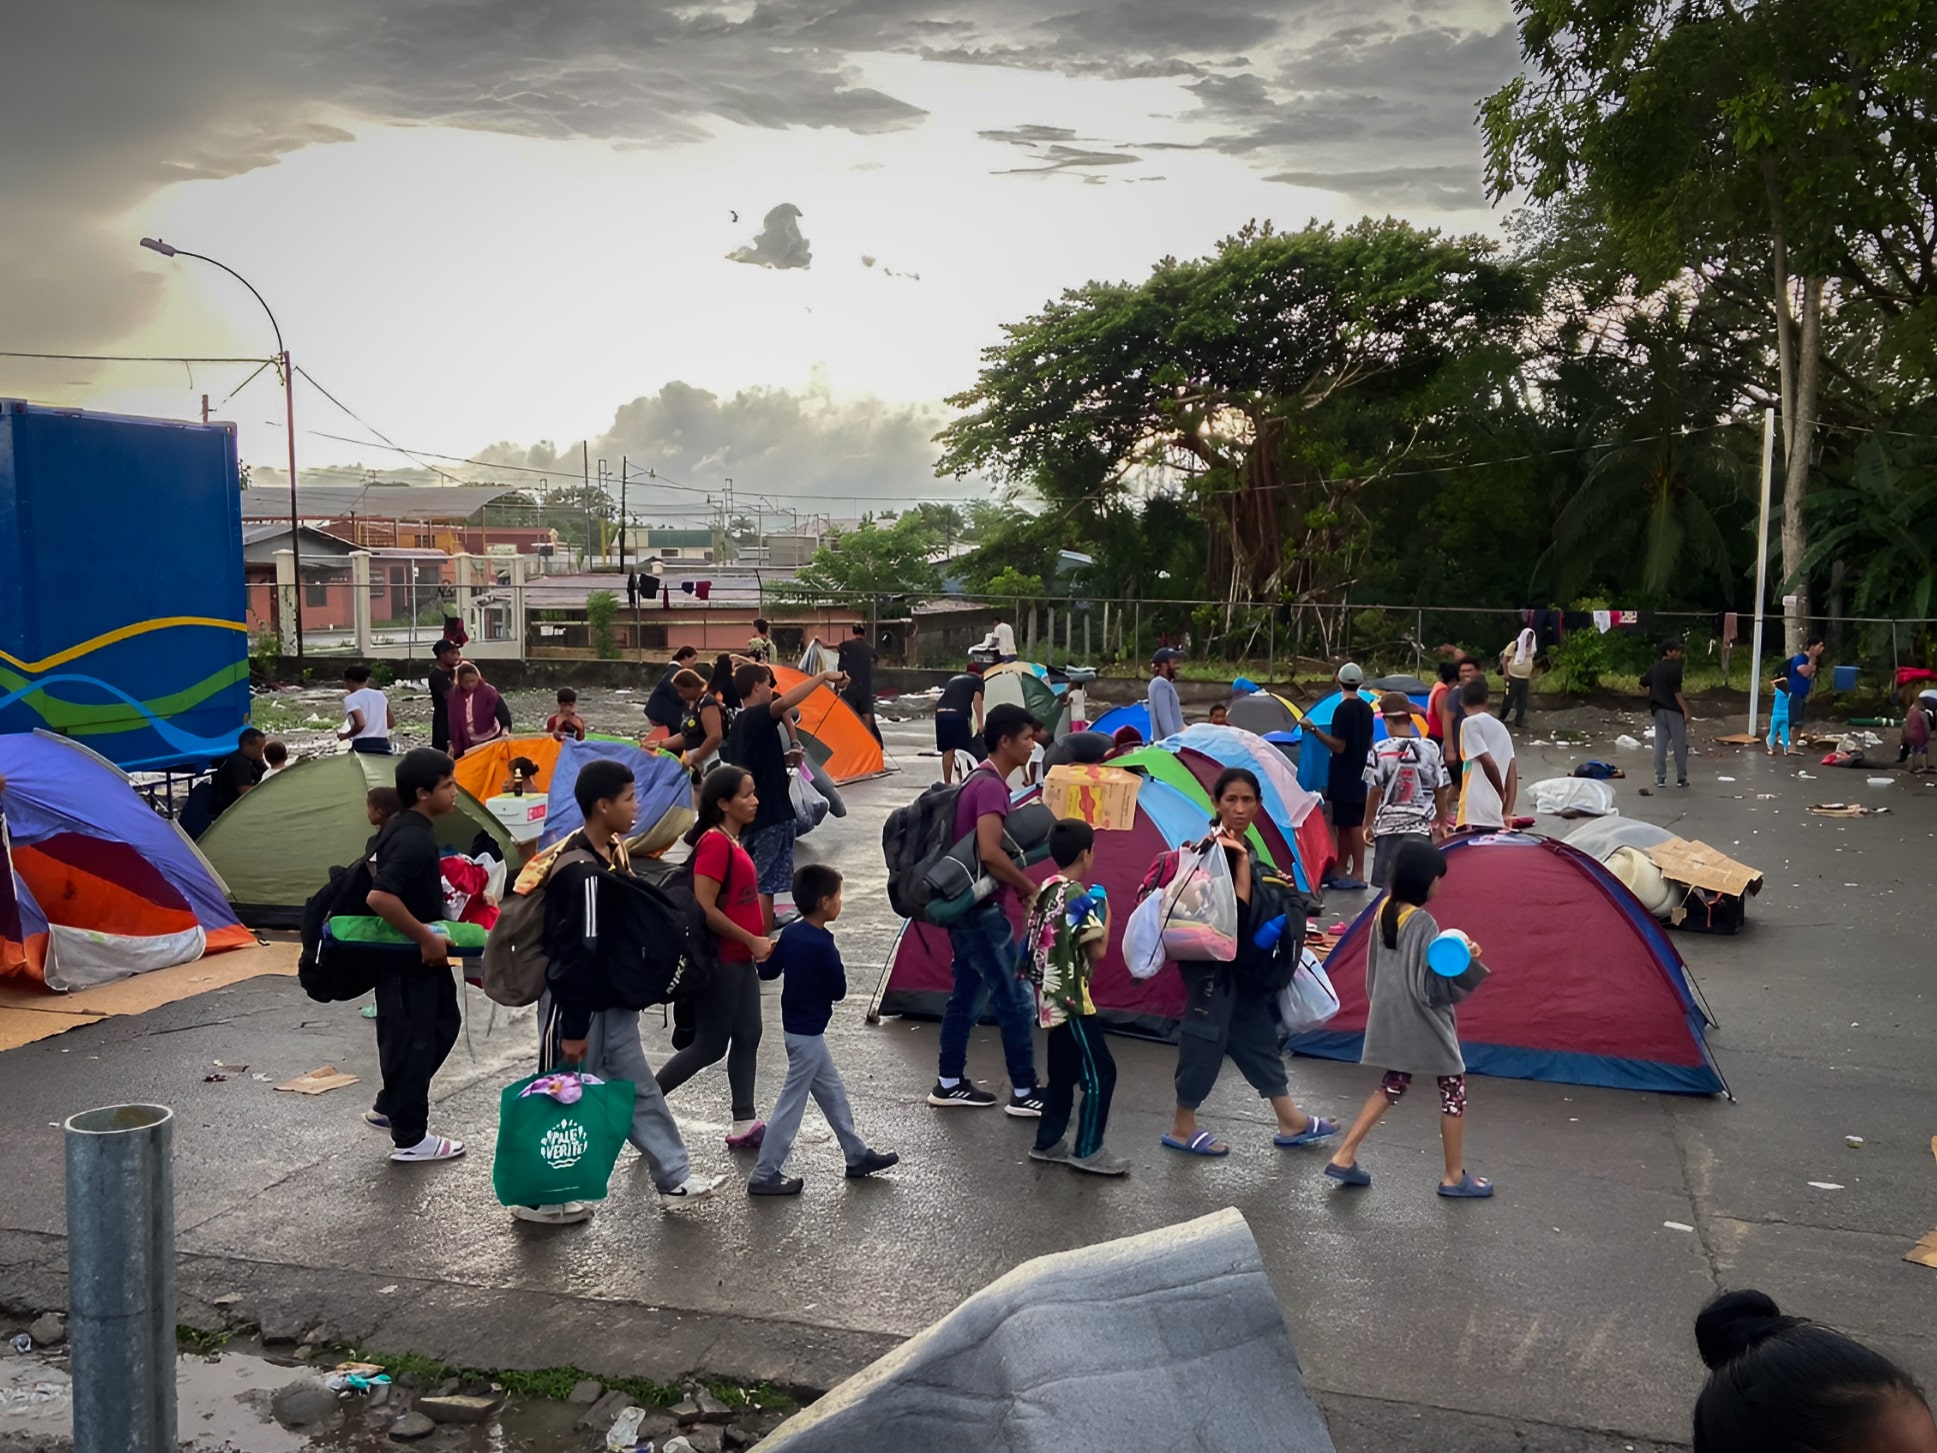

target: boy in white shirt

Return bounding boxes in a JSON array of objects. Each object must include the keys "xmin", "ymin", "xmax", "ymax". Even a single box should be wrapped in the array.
[
  {"xmin": 1455, "ymin": 679, "xmax": 1516, "ymax": 831},
  {"xmin": 340, "ymin": 665, "xmax": 396, "ymax": 756}
]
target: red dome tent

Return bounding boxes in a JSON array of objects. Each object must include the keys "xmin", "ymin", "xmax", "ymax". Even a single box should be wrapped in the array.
[{"xmin": 1287, "ymin": 834, "xmax": 1728, "ymax": 1095}]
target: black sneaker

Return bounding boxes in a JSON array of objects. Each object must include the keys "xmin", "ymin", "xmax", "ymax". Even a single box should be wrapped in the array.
[
  {"xmin": 927, "ymin": 1080, "xmax": 997, "ymax": 1108},
  {"xmin": 1005, "ymin": 1089, "xmax": 1046, "ymax": 1119},
  {"xmin": 747, "ymin": 1174, "xmax": 804, "ymax": 1197},
  {"xmin": 845, "ymin": 1149, "xmax": 901, "ymax": 1179}
]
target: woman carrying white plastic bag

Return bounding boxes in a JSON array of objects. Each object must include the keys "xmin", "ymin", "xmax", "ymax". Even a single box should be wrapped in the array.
[
  {"xmin": 1159, "ymin": 767, "xmax": 1337, "ymax": 1160},
  {"xmin": 1276, "ymin": 949, "xmax": 1340, "ymax": 1037},
  {"xmin": 1155, "ymin": 837, "xmax": 1239, "ymax": 962}
]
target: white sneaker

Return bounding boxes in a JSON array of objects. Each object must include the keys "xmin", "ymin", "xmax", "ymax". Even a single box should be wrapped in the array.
[
  {"xmin": 659, "ymin": 1173, "xmax": 724, "ymax": 1207},
  {"xmin": 389, "ymin": 1134, "xmax": 465, "ymax": 1163},
  {"xmin": 511, "ymin": 1202, "xmax": 594, "ymax": 1225}
]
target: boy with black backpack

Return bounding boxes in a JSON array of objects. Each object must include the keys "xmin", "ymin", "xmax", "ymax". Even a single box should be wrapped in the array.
[
  {"xmin": 533, "ymin": 759, "xmax": 722, "ymax": 1222},
  {"xmin": 364, "ymin": 748, "xmax": 465, "ymax": 1163}
]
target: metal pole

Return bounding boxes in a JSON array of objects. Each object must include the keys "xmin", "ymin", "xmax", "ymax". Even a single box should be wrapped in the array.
[
  {"xmin": 619, "ymin": 456, "xmax": 628, "ymax": 575},
  {"xmin": 1269, "ymin": 609, "xmax": 1276, "ymax": 686},
  {"xmin": 66, "ymin": 1104, "xmax": 176, "ymax": 1453},
  {"xmin": 284, "ymin": 352, "xmax": 303, "ymax": 663},
  {"xmin": 1747, "ymin": 407, "xmax": 1775, "ymax": 736}
]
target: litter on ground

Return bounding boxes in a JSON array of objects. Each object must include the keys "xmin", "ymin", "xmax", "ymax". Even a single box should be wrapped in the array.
[{"xmin": 275, "ymin": 1065, "xmax": 360, "ymax": 1095}]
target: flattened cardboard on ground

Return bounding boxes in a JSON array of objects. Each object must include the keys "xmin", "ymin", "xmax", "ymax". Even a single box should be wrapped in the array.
[
  {"xmin": 1645, "ymin": 836, "xmax": 1764, "ymax": 898},
  {"xmin": 276, "ymin": 1065, "xmax": 360, "ymax": 1095},
  {"xmin": 0, "ymin": 941, "xmax": 298, "ymax": 1053},
  {"xmin": 1906, "ymin": 1231, "xmax": 1937, "ymax": 1270}
]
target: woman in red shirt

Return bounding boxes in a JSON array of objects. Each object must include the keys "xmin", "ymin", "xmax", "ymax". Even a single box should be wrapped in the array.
[{"xmin": 655, "ymin": 766, "xmax": 775, "ymax": 1148}]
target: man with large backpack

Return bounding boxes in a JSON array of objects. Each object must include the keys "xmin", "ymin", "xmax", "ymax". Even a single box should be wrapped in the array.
[
  {"xmin": 927, "ymin": 704, "xmax": 1043, "ymax": 1116},
  {"xmin": 522, "ymin": 759, "xmax": 722, "ymax": 1223}
]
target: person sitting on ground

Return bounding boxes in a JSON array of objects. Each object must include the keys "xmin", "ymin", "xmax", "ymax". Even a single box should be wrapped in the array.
[
  {"xmin": 1023, "ymin": 819, "xmax": 1126, "ymax": 1178},
  {"xmin": 1367, "ymin": 693, "xmax": 1450, "ymax": 887},
  {"xmin": 934, "ymin": 663, "xmax": 986, "ymax": 785},
  {"xmin": 747, "ymin": 864, "xmax": 900, "ymax": 1196},
  {"xmin": 363, "ymin": 786, "xmax": 400, "ymax": 850},
  {"xmin": 340, "ymin": 664, "xmax": 395, "ymax": 755},
  {"xmin": 363, "ymin": 748, "xmax": 465, "ymax": 1163},
  {"xmin": 1207, "ymin": 702, "xmax": 1229, "ymax": 726},
  {"xmin": 1691, "ymin": 1288, "xmax": 1937, "ymax": 1453},
  {"xmin": 1324, "ymin": 839, "xmax": 1493, "ymax": 1198},
  {"xmin": 262, "ymin": 739, "xmax": 291, "ymax": 778},
  {"xmin": 546, "ymin": 687, "xmax": 587, "ymax": 742},
  {"xmin": 645, "ymin": 645, "xmax": 701, "ymax": 737},
  {"xmin": 532, "ymin": 758, "xmax": 723, "ymax": 1222},
  {"xmin": 210, "ymin": 728, "xmax": 268, "ymax": 819}
]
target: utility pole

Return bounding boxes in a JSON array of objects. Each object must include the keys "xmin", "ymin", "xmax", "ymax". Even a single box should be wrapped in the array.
[{"xmin": 619, "ymin": 456, "xmax": 629, "ymax": 574}]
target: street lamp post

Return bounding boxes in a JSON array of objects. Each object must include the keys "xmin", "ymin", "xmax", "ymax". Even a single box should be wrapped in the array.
[{"xmin": 140, "ymin": 237, "xmax": 304, "ymax": 662}]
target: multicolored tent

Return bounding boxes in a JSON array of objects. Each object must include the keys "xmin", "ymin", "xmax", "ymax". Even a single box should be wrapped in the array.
[
  {"xmin": 199, "ymin": 752, "xmax": 513, "ymax": 929},
  {"xmin": 768, "ymin": 665, "xmax": 890, "ymax": 782},
  {"xmin": 1, "ymin": 731, "xmax": 252, "ymax": 989},
  {"xmin": 873, "ymin": 778, "xmax": 1199, "ymax": 1036},
  {"xmin": 980, "ymin": 661, "xmax": 1069, "ymax": 737},
  {"xmin": 1091, "ymin": 701, "xmax": 1151, "ymax": 742},
  {"xmin": 1289, "ymin": 833, "xmax": 1728, "ymax": 1095},
  {"xmin": 452, "ymin": 736, "xmax": 690, "ymax": 851},
  {"xmin": 1226, "ymin": 691, "xmax": 1304, "ymax": 736}
]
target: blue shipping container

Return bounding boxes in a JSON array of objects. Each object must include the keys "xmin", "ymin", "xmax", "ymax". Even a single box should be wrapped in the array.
[{"xmin": 0, "ymin": 399, "xmax": 249, "ymax": 770}]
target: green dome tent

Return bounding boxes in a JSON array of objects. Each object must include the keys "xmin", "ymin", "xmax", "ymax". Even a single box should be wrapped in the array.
[{"xmin": 197, "ymin": 752, "xmax": 513, "ymax": 928}]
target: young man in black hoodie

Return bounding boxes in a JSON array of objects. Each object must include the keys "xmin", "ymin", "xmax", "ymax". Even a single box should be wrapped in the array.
[
  {"xmin": 365, "ymin": 748, "xmax": 464, "ymax": 1162},
  {"xmin": 529, "ymin": 758, "xmax": 721, "ymax": 1223}
]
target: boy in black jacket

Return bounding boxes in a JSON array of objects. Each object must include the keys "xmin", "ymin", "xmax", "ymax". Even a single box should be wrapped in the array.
[
  {"xmin": 747, "ymin": 865, "xmax": 898, "ymax": 1196},
  {"xmin": 530, "ymin": 758, "xmax": 720, "ymax": 1224}
]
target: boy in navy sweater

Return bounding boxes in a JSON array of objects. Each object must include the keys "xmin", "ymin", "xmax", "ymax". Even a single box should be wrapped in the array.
[{"xmin": 748, "ymin": 865, "xmax": 899, "ymax": 1196}]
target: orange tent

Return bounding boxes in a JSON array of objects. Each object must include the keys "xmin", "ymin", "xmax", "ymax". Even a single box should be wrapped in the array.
[
  {"xmin": 769, "ymin": 665, "xmax": 887, "ymax": 782},
  {"xmin": 452, "ymin": 736, "xmax": 567, "ymax": 804}
]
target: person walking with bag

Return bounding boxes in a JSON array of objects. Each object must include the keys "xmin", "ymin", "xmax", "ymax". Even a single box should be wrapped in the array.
[
  {"xmin": 656, "ymin": 766, "xmax": 775, "ymax": 1150},
  {"xmin": 1162, "ymin": 768, "xmax": 1337, "ymax": 1159},
  {"xmin": 526, "ymin": 759, "xmax": 723, "ymax": 1224},
  {"xmin": 1324, "ymin": 840, "xmax": 1493, "ymax": 1197}
]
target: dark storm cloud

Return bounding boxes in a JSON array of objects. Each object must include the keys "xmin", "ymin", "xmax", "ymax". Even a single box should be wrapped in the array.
[
  {"xmin": 1266, "ymin": 165, "xmax": 1485, "ymax": 209},
  {"xmin": 0, "ymin": 0, "xmax": 1517, "ymax": 349}
]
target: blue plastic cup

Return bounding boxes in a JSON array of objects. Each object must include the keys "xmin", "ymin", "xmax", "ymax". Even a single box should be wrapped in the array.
[{"xmin": 1426, "ymin": 930, "xmax": 1472, "ymax": 977}]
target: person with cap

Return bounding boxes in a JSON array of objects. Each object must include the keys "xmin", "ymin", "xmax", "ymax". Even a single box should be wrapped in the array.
[
  {"xmin": 1306, "ymin": 664, "xmax": 1375, "ymax": 892},
  {"xmin": 1366, "ymin": 693, "xmax": 1450, "ymax": 888},
  {"xmin": 1642, "ymin": 639, "xmax": 1691, "ymax": 789},
  {"xmin": 1149, "ymin": 647, "xmax": 1186, "ymax": 741}
]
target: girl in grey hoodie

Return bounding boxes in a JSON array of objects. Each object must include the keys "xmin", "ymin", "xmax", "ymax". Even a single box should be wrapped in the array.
[{"xmin": 1322, "ymin": 840, "xmax": 1494, "ymax": 1197}]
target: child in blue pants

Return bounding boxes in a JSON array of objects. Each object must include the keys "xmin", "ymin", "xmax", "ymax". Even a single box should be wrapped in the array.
[{"xmin": 1766, "ymin": 676, "xmax": 1792, "ymax": 755}]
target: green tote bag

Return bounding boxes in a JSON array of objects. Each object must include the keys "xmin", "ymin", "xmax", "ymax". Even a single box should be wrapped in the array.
[{"xmin": 491, "ymin": 1073, "xmax": 634, "ymax": 1208}]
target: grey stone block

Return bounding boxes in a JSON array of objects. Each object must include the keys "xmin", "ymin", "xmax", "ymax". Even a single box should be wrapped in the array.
[
  {"xmin": 567, "ymin": 1379, "xmax": 604, "ymax": 1405},
  {"xmin": 759, "ymin": 1209, "xmax": 1336, "ymax": 1453},
  {"xmin": 389, "ymin": 1410, "xmax": 436, "ymax": 1440},
  {"xmin": 578, "ymin": 1389, "xmax": 636, "ymax": 1431},
  {"xmin": 416, "ymin": 1394, "xmax": 498, "ymax": 1425}
]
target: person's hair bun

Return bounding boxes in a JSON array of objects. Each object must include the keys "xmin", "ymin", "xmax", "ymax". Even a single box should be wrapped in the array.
[{"xmin": 1696, "ymin": 1289, "xmax": 1793, "ymax": 1369}]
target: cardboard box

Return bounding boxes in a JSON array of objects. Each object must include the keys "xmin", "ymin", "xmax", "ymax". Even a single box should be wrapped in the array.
[
  {"xmin": 1646, "ymin": 837, "xmax": 1764, "ymax": 898},
  {"xmin": 1042, "ymin": 764, "xmax": 1143, "ymax": 832}
]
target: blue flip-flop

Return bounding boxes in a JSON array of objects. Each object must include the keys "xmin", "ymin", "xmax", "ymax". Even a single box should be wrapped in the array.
[
  {"xmin": 1437, "ymin": 1171, "xmax": 1494, "ymax": 1199},
  {"xmin": 1323, "ymin": 1162, "xmax": 1371, "ymax": 1187},
  {"xmin": 1274, "ymin": 1116, "xmax": 1339, "ymax": 1148},
  {"xmin": 1161, "ymin": 1130, "xmax": 1230, "ymax": 1158}
]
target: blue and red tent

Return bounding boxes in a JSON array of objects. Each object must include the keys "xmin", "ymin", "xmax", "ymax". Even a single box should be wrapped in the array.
[{"xmin": 1289, "ymin": 833, "xmax": 1728, "ymax": 1095}]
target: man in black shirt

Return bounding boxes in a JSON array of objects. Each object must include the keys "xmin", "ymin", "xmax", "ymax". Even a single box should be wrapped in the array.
[
  {"xmin": 836, "ymin": 625, "xmax": 880, "ymax": 742},
  {"xmin": 934, "ymin": 667, "xmax": 985, "ymax": 784},
  {"xmin": 1309, "ymin": 663, "xmax": 1375, "ymax": 892},
  {"xmin": 427, "ymin": 640, "xmax": 460, "ymax": 754},
  {"xmin": 209, "ymin": 728, "xmax": 267, "ymax": 818},
  {"xmin": 1644, "ymin": 639, "xmax": 1691, "ymax": 789},
  {"xmin": 722, "ymin": 663, "xmax": 846, "ymax": 927},
  {"xmin": 364, "ymin": 747, "xmax": 464, "ymax": 1163},
  {"xmin": 645, "ymin": 645, "xmax": 701, "ymax": 736}
]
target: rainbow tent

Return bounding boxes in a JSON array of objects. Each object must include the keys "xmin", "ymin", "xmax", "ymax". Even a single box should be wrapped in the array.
[
  {"xmin": 1, "ymin": 731, "xmax": 253, "ymax": 989},
  {"xmin": 1289, "ymin": 833, "xmax": 1727, "ymax": 1095}
]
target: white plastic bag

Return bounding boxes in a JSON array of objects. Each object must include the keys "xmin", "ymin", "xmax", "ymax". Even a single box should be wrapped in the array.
[
  {"xmin": 1529, "ymin": 777, "xmax": 1617, "ymax": 817},
  {"xmin": 1276, "ymin": 949, "xmax": 1340, "ymax": 1036},
  {"xmin": 1157, "ymin": 842, "xmax": 1238, "ymax": 962},
  {"xmin": 1123, "ymin": 889, "xmax": 1169, "ymax": 981},
  {"xmin": 790, "ymin": 767, "xmax": 829, "ymax": 834}
]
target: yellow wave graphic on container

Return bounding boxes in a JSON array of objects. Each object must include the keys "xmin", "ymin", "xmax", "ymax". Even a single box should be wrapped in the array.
[{"xmin": 0, "ymin": 616, "xmax": 248, "ymax": 674}]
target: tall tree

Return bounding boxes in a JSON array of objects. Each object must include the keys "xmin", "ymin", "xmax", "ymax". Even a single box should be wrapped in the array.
[
  {"xmin": 1482, "ymin": 0, "xmax": 1937, "ymax": 651},
  {"xmin": 936, "ymin": 220, "xmax": 1533, "ymax": 615},
  {"xmin": 786, "ymin": 514, "xmax": 943, "ymax": 600}
]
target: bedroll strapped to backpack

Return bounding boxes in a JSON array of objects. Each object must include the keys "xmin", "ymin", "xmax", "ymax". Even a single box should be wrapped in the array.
[{"xmin": 482, "ymin": 842, "xmax": 599, "ymax": 1007}]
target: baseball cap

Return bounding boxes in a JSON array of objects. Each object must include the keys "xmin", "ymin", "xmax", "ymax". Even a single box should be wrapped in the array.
[
  {"xmin": 1378, "ymin": 692, "xmax": 1414, "ymax": 719},
  {"xmin": 1152, "ymin": 647, "xmax": 1185, "ymax": 665},
  {"xmin": 1338, "ymin": 662, "xmax": 1365, "ymax": 687}
]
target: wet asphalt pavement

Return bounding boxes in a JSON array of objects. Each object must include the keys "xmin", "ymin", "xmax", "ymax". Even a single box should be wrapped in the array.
[{"xmin": 3, "ymin": 712, "xmax": 1936, "ymax": 1452}]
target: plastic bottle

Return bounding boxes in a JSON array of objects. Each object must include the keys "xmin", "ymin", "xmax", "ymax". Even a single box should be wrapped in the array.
[{"xmin": 1253, "ymin": 914, "xmax": 1288, "ymax": 952}]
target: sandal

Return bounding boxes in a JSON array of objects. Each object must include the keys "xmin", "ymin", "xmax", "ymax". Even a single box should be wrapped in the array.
[
  {"xmin": 1160, "ymin": 1130, "xmax": 1230, "ymax": 1158},
  {"xmin": 725, "ymin": 1121, "xmax": 767, "ymax": 1150},
  {"xmin": 389, "ymin": 1135, "xmax": 465, "ymax": 1163},
  {"xmin": 1437, "ymin": 1171, "xmax": 1494, "ymax": 1198},
  {"xmin": 1323, "ymin": 1162, "xmax": 1371, "ymax": 1187},
  {"xmin": 1274, "ymin": 1116, "xmax": 1339, "ymax": 1148}
]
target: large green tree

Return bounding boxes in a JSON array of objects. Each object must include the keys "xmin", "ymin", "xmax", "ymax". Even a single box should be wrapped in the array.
[
  {"xmin": 788, "ymin": 513, "xmax": 942, "ymax": 600},
  {"xmin": 935, "ymin": 219, "xmax": 1535, "ymax": 616},
  {"xmin": 1482, "ymin": 0, "xmax": 1937, "ymax": 650}
]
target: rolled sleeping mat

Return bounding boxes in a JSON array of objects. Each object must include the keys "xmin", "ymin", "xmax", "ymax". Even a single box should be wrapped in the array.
[{"xmin": 805, "ymin": 751, "xmax": 848, "ymax": 818}]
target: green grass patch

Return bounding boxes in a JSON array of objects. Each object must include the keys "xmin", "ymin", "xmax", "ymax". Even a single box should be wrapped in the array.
[
  {"xmin": 351, "ymin": 1350, "xmax": 687, "ymax": 1408},
  {"xmin": 177, "ymin": 1326, "xmax": 231, "ymax": 1356}
]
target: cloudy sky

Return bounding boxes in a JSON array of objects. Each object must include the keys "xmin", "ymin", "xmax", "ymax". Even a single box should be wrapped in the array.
[{"xmin": 0, "ymin": 0, "xmax": 1519, "ymax": 522}]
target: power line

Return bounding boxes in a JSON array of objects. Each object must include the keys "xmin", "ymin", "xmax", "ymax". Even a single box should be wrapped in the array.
[
  {"xmin": 293, "ymin": 366, "xmax": 469, "ymax": 487},
  {"xmin": 0, "ymin": 349, "xmax": 275, "ymax": 364}
]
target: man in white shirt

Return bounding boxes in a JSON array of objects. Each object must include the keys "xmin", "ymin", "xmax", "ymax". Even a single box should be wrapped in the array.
[
  {"xmin": 1455, "ymin": 677, "xmax": 1516, "ymax": 831},
  {"xmin": 340, "ymin": 664, "xmax": 396, "ymax": 756},
  {"xmin": 1498, "ymin": 626, "xmax": 1537, "ymax": 729},
  {"xmin": 1147, "ymin": 647, "xmax": 1185, "ymax": 740},
  {"xmin": 979, "ymin": 618, "xmax": 1018, "ymax": 662}
]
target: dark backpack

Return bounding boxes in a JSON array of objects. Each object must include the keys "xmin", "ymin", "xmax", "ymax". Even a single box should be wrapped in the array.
[
  {"xmin": 297, "ymin": 858, "xmax": 382, "ymax": 1004},
  {"xmin": 882, "ymin": 776, "xmax": 971, "ymax": 919},
  {"xmin": 631, "ymin": 845, "xmax": 730, "ymax": 1004},
  {"xmin": 587, "ymin": 864, "xmax": 718, "ymax": 1009},
  {"xmin": 481, "ymin": 845, "xmax": 600, "ymax": 1007}
]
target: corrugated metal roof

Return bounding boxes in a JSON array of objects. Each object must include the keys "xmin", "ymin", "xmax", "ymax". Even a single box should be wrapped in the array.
[{"xmin": 241, "ymin": 483, "xmax": 520, "ymax": 521}]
